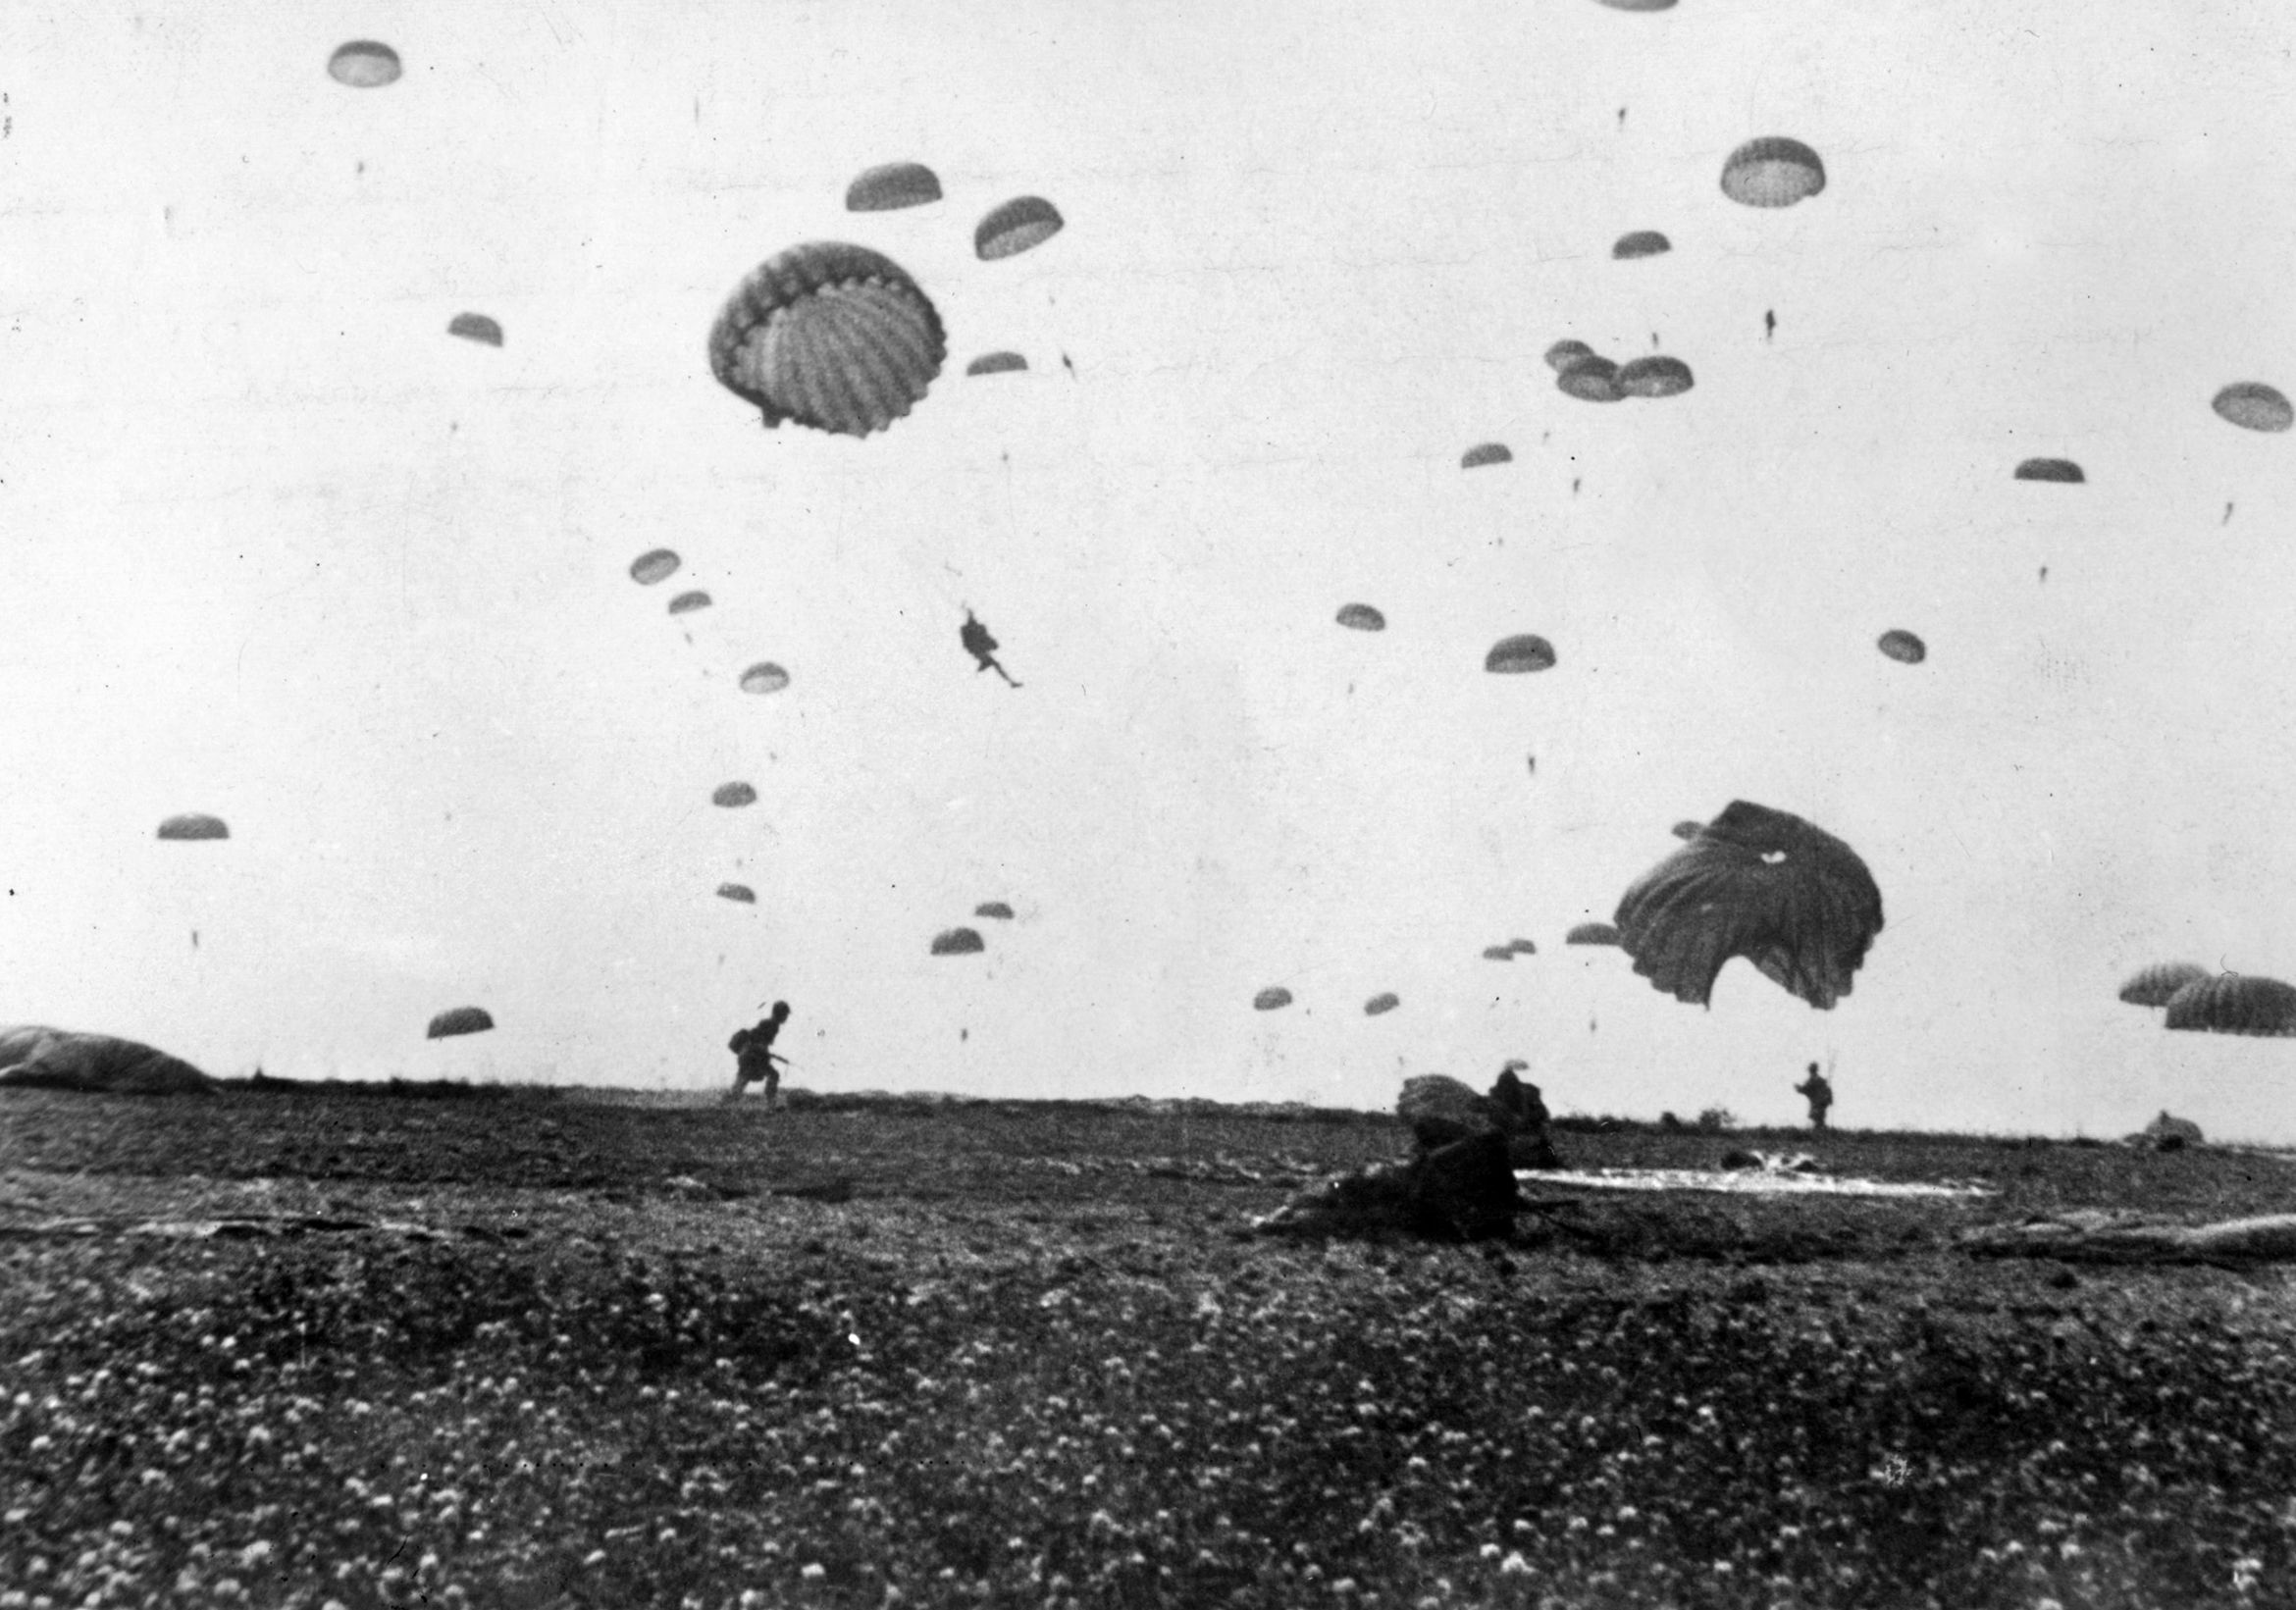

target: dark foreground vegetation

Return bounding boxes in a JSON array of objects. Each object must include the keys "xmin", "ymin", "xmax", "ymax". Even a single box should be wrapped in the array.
[{"xmin": 5, "ymin": 1086, "xmax": 2296, "ymax": 1609}]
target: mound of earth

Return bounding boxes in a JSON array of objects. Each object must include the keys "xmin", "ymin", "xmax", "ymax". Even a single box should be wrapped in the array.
[{"xmin": 0, "ymin": 1025, "xmax": 216, "ymax": 1096}]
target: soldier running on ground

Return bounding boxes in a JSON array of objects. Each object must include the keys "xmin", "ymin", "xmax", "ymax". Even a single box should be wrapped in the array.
[
  {"xmin": 1795, "ymin": 1062, "xmax": 1833, "ymax": 1133},
  {"xmin": 727, "ymin": 1002, "xmax": 792, "ymax": 1105}
]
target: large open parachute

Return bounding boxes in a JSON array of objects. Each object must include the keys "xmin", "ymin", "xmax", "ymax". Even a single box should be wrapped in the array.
[
  {"xmin": 1720, "ymin": 137, "xmax": 1826, "ymax": 208},
  {"xmin": 1617, "ymin": 356, "xmax": 1694, "ymax": 398},
  {"xmin": 1253, "ymin": 986, "xmax": 1294, "ymax": 1012},
  {"xmin": 426, "ymin": 1007, "xmax": 495, "ymax": 1040},
  {"xmin": 1566, "ymin": 922, "xmax": 1620, "ymax": 946},
  {"xmin": 717, "ymin": 884, "xmax": 757, "ymax": 905},
  {"xmin": 667, "ymin": 591, "xmax": 712, "ymax": 616},
  {"xmin": 1556, "ymin": 355, "xmax": 1624, "ymax": 402},
  {"xmin": 712, "ymin": 783, "xmax": 757, "ymax": 807},
  {"xmin": 447, "ymin": 313, "xmax": 502, "ymax": 347},
  {"xmin": 1486, "ymin": 635, "xmax": 1557, "ymax": 674},
  {"xmin": 156, "ymin": 813, "xmax": 230, "ymax": 842},
  {"xmin": 631, "ymin": 549, "xmax": 681, "ymax": 586},
  {"xmin": 708, "ymin": 243, "xmax": 946, "ymax": 439},
  {"xmin": 2165, "ymin": 974, "xmax": 2296, "ymax": 1038},
  {"xmin": 328, "ymin": 41, "xmax": 401, "ymax": 88},
  {"xmin": 2014, "ymin": 458, "xmax": 2085, "ymax": 484},
  {"xmin": 1336, "ymin": 603, "xmax": 1387, "ymax": 632},
  {"xmin": 1877, "ymin": 629, "xmax": 1927, "ymax": 665},
  {"xmin": 2119, "ymin": 961, "xmax": 2207, "ymax": 1009},
  {"xmin": 931, "ymin": 927, "xmax": 986, "ymax": 957},
  {"xmin": 739, "ymin": 663, "xmax": 791, "ymax": 696},
  {"xmin": 976, "ymin": 197, "xmax": 1065, "ymax": 261},
  {"xmin": 2214, "ymin": 383, "xmax": 2293, "ymax": 434},
  {"xmin": 1612, "ymin": 231, "xmax": 1672, "ymax": 259},
  {"xmin": 846, "ymin": 162, "xmax": 942, "ymax": 213}
]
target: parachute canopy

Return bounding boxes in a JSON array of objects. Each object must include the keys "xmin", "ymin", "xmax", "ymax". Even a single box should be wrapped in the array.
[
  {"xmin": 447, "ymin": 313, "xmax": 502, "ymax": 347},
  {"xmin": 426, "ymin": 1007, "xmax": 494, "ymax": 1040},
  {"xmin": 1672, "ymin": 820, "xmax": 1702, "ymax": 842},
  {"xmin": 1877, "ymin": 629, "xmax": 1927, "ymax": 665},
  {"xmin": 1509, "ymin": 938, "xmax": 1538, "ymax": 956},
  {"xmin": 739, "ymin": 663, "xmax": 792, "ymax": 696},
  {"xmin": 328, "ymin": 41, "xmax": 401, "ymax": 88},
  {"xmin": 1720, "ymin": 137, "xmax": 1826, "ymax": 208},
  {"xmin": 2119, "ymin": 961, "xmax": 2208, "ymax": 1009},
  {"xmin": 631, "ymin": 549, "xmax": 680, "ymax": 586},
  {"xmin": 708, "ymin": 242, "xmax": 946, "ymax": 439},
  {"xmin": 156, "ymin": 813, "xmax": 229, "ymax": 842},
  {"xmin": 1556, "ymin": 354, "xmax": 1623, "ymax": 402},
  {"xmin": 1617, "ymin": 355, "xmax": 1694, "ymax": 398},
  {"xmin": 1482, "ymin": 946, "xmax": 1515, "ymax": 961},
  {"xmin": 974, "ymin": 901, "xmax": 1016, "ymax": 920},
  {"xmin": 712, "ymin": 783, "xmax": 757, "ymax": 808},
  {"xmin": 1595, "ymin": 0, "xmax": 1677, "ymax": 9},
  {"xmin": 976, "ymin": 196, "xmax": 1065, "ymax": 261},
  {"xmin": 1462, "ymin": 442, "xmax": 1513, "ymax": 469},
  {"xmin": 846, "ymin": 161, "xmax": 942, "ymax": 213},
  {"xmin": 931, "ymin": 927, "xmax": 985, "ymax": 957},
  {"xmin": 1253, "ymin": 986, "xmax": 1293, "ymax": 1012},
  {"xmin": 1486, "ymin": 634, "xmax": 1557, "ymax": 674},
  {"xmin": 2214, "ymin": 383, "xmax": 2293, "ymax": 434},
  {"xmin": 966, "ymin": 351, "xmax": 1028, "ymax": 377},
  {"xmin": 1364, "ymin": 992, "xmax": 1401, "ymax": 1016},
  {"xmin": 717, "ymin": 883, "xmax": 757, "ymax": 905},
  {"xmin": 2165, "ymin": 974, "xmax": 2296, "ymax": 1038},
  {"xmin": 2014, "ymin": 458, "xmax": 2084, "ymax": 484},
  {"xmin": 667, "ymin": 591, "xmax": 711, "ymax": 616},
  {"xmin": 1614, "ymin": 800, "xmax": 1884, "ymax": 1011},
  {"xmin": 1543, "ymin": 339, "xmax": 1596, "ymax": 374},
  {"xmin": 1566, "ymin": 922, "xmax": 1620, "ymax": 946},
  {"xmin": 1612, "ymin": 231, "xmax": 1672, "ymax": 259},
  {"xmin": 1335, "ymin": 602, "xmax": 1387, "ymax": 632}
]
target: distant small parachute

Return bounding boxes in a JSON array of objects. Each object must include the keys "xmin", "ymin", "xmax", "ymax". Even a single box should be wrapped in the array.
[
  {"xmin": 966, "ymin": 352, "xmax": 1028, "ymax": 377},
  {"xmin": 447, "ymin": 313, "xmax": 502, "ymax": 347},
  {"xmin": 931, "ymin": 927, "xmax": 986, "ymax": 957},
  {"xmin": 1336, "ymin": 602, "xmax": 1387, "ymax": 632},
  {"xmin": 975, "ymin": 196, "xmax": 1065, "ymax": 261},
  {"xmin": 667, "ymin": 591, "xmax": 712, "ymax": 616},
  {"xmin": 974, "ymin": 902, "xmax": 1016, "ymax": 920},
  {"xmin": 1595, "ymin": 0, "xmax": 1677, "ymax": 9},
  {"xmin": 1612, "ymin": 231, "xmax": 1672, "ymax": 259},
  {"xmin": 717, "ymin": 883, "xmax": 757, "ymax": 905},
  {"xmin": 1556, "ymin": 355, "xmax": 1623, "ymax": 402},
  {"xmin": 1671, "ymin": 820, "xmax": 1702, "ymax": 842},
  {"xmin": 2014, "ymin": 458, "xmax": 2085, "ymax": 484},
  {"xmin": 1253, "ymin": 987, "xmax": 1294, "ymax": 1012},
  {"xmin": 1509, "ymin": 938, "xmax": 1538, "ymax": 956},
  {"xmin": 2118, "ymin": 961, "xmax": 2207, "ymax": 1009},
  {"xmin": 157, "ymin": 813, "xmax": 230, "ymax": 842},
  {"xmin": 1566, "ymin": 922, "xmax": 1620, "ymax": 946},
  {"xmin": 846, "ymin": 161, "xmax": 943, "ymax": 213},
  {"xmin": 712, "ymin": 783, "xmax": 757, "ymax": 807},
  {"xmin": 1482, "ymin": 946, "xmax": 1515, "ymax": 961},
  {"xmin": 1486, "ymin": 635, "xmax": 1557, "ymax": 674},
  {"xmin": 739, "ymin": 663, "xmax": 792, "ymax": 695},
  {"xmin": 1462, "ymin": 442, "xmax": 1513, "ymax": 469},
  {"xmin": 708, "ymin": 242, "xmax": 946, "ymax": 439},
  {"xmin": 1544, "ymin": 339, "xmax": 1597, "ymax": 374},
  {"xmin": 631, "ymin": 549, "xmax": 681, "ymax": 586},
  {"xmin": 1720, "ymin": 137, "xmax": 1826, "ymax": 208},
  {"xmin": 1877, "ymin": 630, "xmax": 1927, "ymax": 665},
  {"xmin": 2165, "ymin": 974, "xmax": 2296, "ymax": 1038},
  {"xmin": 426, "ymin": 1007, "xmax": 494, "ymax": 1040},
  {"xmin": 328, "ymin": 41, "xmax": 401, "ymax": 88},
  {"xmin": 2213, "ymin": 383, "xmax": 2293, "ymax": 434},
  {"xmin": 1617, "ymin": 355, "xmax": 1694, "ymax": 398},
  {"xmin": 1613, "ymin": 799, "xmax": 1884, "ymax": 1011},
  {"xmin": 1364, "ymin": 992, "xmax": 1401, "ymax": 1016}
]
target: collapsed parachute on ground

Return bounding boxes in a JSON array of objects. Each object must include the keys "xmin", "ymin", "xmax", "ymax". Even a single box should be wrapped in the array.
[
  {"xmin": 1253, "ymin": 987, "xmax": 1293, "ymax": 1012},
  {"xmin": 2119, "ymin": 961, "xmax": 2208, "ymax": 1009},
  {"xmin": 712, "ymin": 783, "xmax": 757, "ymax": 808},
  {"xmin": 1566, "ymin": 922, "xmax": 1620, "ymax": 946},
  {"xmin": 1336, "ymin": 603, "xmax": 1387, "ymax": 632},
  {"xmin": 1544, "ymin": 339, "xmax": 1596, "ymax": 374},
  {"xmin": 1877, "ymin": 629, "xmax": 1926, "ymax": 665},
  {"xmin": 1720, "ymin": 137, "xmax": 1826, "ymax": 208},
  {"xmin": 845, "ymin": 162, "xmax": 942, "ymax": 213},
  {"xmin": 2165, "ymin": 973, "xmax": 2296, "ymax": 1038},
  {"xmin": 328, "ymin": 41, "xmax": 401, "ymax": 88},
  {"xmin": 0, "ymin": 1026, "xmax": 215, "ymax": 1096},
  {"xmin": 739, "ymin": 663, "xmax": 791, "ymax": 695},
  {"xmin": 1672, "ymin": 820, "xmax": 1702, "ymax": 842},
  {"xmin": 2214, "ymin": 383, "xmax": 2293, "ymax": 434},
  {"xmin": 1613, "ymin": 231, "xmax": 1672, "ymax": 259},
  {"xmin": 1365, "ymin": 993, "xmax": 1401, "ymax": 1016},
  {"xmin": 1462, "ymin": 442, "xmax": 1512, "ymax": 469},
  {"xmin": 1617, "ymin": 355, "xmax": 1694, "ymax": 398},
  {"xmin": 1556, "ymin": 355, "xmax": 1623, "ymax": 402},
  {"xmin": 157, "ymin": 813, "xmax": 230, "ymax": 842},
  {"xmin": 427, "ymin": 1007, "xmax": 495, "ymax": 1040},
  {"xmin": 1613, "ymin": 800, "xmax": 1884, "ymax": 1011},
  {"xmin": 976, "ymin": 196, "xmax": 1065, "ymax": 261},
  {"xmin": 974, "ymin": 902, "xmax": 1015, "ymax": 920},
  {"xmin": 2014, "ymin": 458, "xmax": 2085, "ymax": 484},
  {"xmin": 966, "ymin": 352, "xmax": 1027, "ymax": 377},
  {"xmin": 447, "ymin": 313, "xmax": 502, "ymax": 347},
  {"xmin": 931, "ymin": 927, "xmax": 985, "ymax": 957},
  {"xmin": 1486, "ymin": 635, "xmax": 1557, "ymax": 674},
  {"xmin": 717, "ymin": 884, "xmax": 757, "ymax": 905},
  {"xmin": 631, "ymin": 549, "xmax": 681, "ymax": 586},
  {"xmin": 668, "ymin": 591, "xmax": 711, "ymax": 616},
  {"xmin": 707, "ymin": 242, "xmax": 946, "ymax": 439}
]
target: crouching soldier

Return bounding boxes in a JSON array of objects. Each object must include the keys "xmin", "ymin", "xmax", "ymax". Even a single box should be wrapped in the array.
[{"xmin": 728, "ymin": 1002, "xmax": 792, "ymax": 1105}]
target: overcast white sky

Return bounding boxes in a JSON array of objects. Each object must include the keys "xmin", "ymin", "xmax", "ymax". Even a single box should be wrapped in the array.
[{"xmin": 7, "ymin": 0, "xmax": 2296, "ymax": 1137}]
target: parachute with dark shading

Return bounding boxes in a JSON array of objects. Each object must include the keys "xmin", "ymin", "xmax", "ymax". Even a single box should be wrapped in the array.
[
  {"xmin": 974, "ymin": 902, "xmax": 1016, "ymax": 920},
  {"xmin": 1336, "ymin": 603, "xmax": 1387, "ymax": 632},
  {"xmin": 1253, "ymin": 987, "xmax": 1293, "ymax": 1012},
  {"xmin": 1462, "ymin": 442, "xmax": 1512, "ymax": 469},
  {"xmin": 712, "ymin": 783, "xmax": 757, "ymax": 808},
  {"xmin": 328, "ymin": 41, "xmax": 401, "ymax": 88},
  {"xmin": 931, "ymin": 927, "xmax": 986, "ymax": 957},
  {"xmin": 717, "ymin": 884, "xmax": 757, "ymax": 905},
  {"xmin": 447, "ymin": 313, "xmax": 502, "ymax": 347},
  {"xmin": 1508, "ymin": 938, "xmax": 1538, "ymax": 956},
  {"xmin": 631, "ymin": 549, "xmax": 681, "ymax": 586},
  {"xmin": 667, "ymin": 591, "xmax": 712, "ymax": 616},
  {"xmin": 1720, "ymin": 137, "xmax": 1826, "ymax": 208},
  {"xmin": 2119, "ymin": 961, "xmax": 2208, "ymax": 1009},
  {"xmin": 157, "ymin": 813, "xmax": 230, "ymax": 842},
  {"xmin": 2014, "ymin": 458, "xmax": 2085, "ymax": 484},
  {"xmin": 1566, "ymin": 922, "xmax": 1620, "ymax": 946},
  {"xmin": 966, "ymin": 352, "xmax": 1028, "ymax": 377},
  {"xmin": 427, "ymin": 1007, "xmax": 495, "ymax": 1040},
  {"xmin": 739, "ymin": 663, "xmax": 791, "ymax": 695},
  {"xmin": 2164, "ymin": 974, "xmax": 2296, "ymax": 1038},
  {"xmin": 975, "ymin": 196, "xmax": 1065, "ymax": 261},
  {"xmin": 1364, "ymin": 992, "xmax": 1401, "ymax": 1016},
  {"xmin": 1556, "ymin": 355, "xmax": 1623, "ymax": 402},
  {"xmin": 1613, "ymin": 800, "xmax": 1884, "ymax": 1010},
  {"xmin": 2214, "ymin": 383, "xmax": 2293, "ymax": 434},
  {"xmin": 1612, "ymin": 231, "xmax": 1672, "ymax": 259},
  {"xmin": 1544, "ymin": 339, "xmax": 1596, "ymax": 374},
  {"xmin": 845, "ymin": 162, "xmax": 943, "ymax": 212},
  {"xmin": 1877, "ymin": 629, "xmax": 1926, "ymax": 665},
  {"xmin": 1617, "ymin": 355, "xmax": 1694, "ymax": 398},
  {"xmin": 0, "ymin": 1026, "xmax": 215, "ymax": 1096},
  {"xmin": 707, "ymin": 243, "xmax": 946, "ymax": 439},
  {"xmin": 1486, "ymin": 635, "xmax": 1557, "ymax": 674}
]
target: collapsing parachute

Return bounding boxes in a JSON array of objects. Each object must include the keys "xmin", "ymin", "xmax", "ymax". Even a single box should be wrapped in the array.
[
  {"xmin": 1462, "ymin": 442, "xmax": 1512, "ymax": 469},
  {"xmin": 1566, "ymin": 922, "xmax": 1620, "ymax": 947},
  {"xmin": 1617, "ymin": 356, "xmax": 1694, "ymax": 398},
  {"xmin": 1336, "ymin": 603, "xmax": 1387, "ymax": 632},
  {"xmin": 708, "ymin": 243, "xmax": 946, "ymax": 439},
  {"xmin": 739, "ymin": 663, "xmax": 791, "ymax": 696},
  {"xmin": 931, "ymin": 927, "xmax": 986, "ymax": 957},
  {"xmin": 1877, "ymin": 630, "xmax": 1926, "ymax": 665},
  {"xmin": 712, "ymin": 783, "xmax": 757, "ymax": 808},
  {"xmin": 2165, "ymin": 974, "xmax": 2296, "ymax": 1038},
  {"xmin": 2014, "ymin": 458, "xmax": 2085, "ymax": 484},
  {"xmin": 2119, "ymin": 961, "xmax": 2207, "ymax": 1009},
  {"xmin": 668, "ymin": 591, "xmax": 712, "ymax": 616},
  {"xmin": 1253, "ymin": 987, "xmax": 1294, "ymax": 1012},
  {"xmin": 447, "ymin": 313, "xmax": 502, "ymax": 347},
  {"xmin": 976, "ymin": 196, "xmax": 1065, "ymax": 261},
  {"xmin": 846, "ymin": 162, "xmax": 943, "ymax": 213},
  {"xmin": 1486, "ymin": 635, "xmax": 1557, "ymax": 674},
  {"xmin": 157, "ymin": 813, "xmax": 230, "ymax": 842},
  {"xmin": 427, "ymin": 1007, "xmax": 495, "ymax": 1040},
  {"xmin": 1613, "ymin": 800, "xmax": 1884, "ymax": 1011},
  {"xmin": 1720, "ymin": 138, "xmax": 1826, "ymax": 208},
  {"xmin": 2213, "ymin": 383, "xmax": 2293, "ymax": 434},
  {"xmin": 631, "ymin": 549, "xmax": 681, "ymax": 586},
  {"xmin": 1612, "ymin": 231, "xmax": 1672, "ymax": 259},
  {"xmin": 966, "ymin": 352, "xmax": 1028, "ymax": 377},
  {"xmin": 328, "ymin": 41, "xmax": 401, "ymax": 88}
]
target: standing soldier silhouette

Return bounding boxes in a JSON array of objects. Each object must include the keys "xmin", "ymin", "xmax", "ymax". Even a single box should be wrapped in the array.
[
  {"xmin": 1795, "ymin": 1062, "xmax": 1833, "ymax": 1133},
  {"xmin": 727, "ymin": 1002, "xmax": 792, "ymax": 1105},
  {"xmin": 961, "ymin": 610, "xmax": 1020, "ymax": 688}
]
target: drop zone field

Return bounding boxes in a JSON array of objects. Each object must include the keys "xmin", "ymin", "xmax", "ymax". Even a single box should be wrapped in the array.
[{"xmin": 6, "ymin": 1086, "xmax": 2296, "ymax": 1610}]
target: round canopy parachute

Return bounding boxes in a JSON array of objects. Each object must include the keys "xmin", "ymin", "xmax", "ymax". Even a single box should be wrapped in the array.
[
  {"xmin": 631, "ymin": 549, "xmax": 681, "ymax": 586},
  {"xmin": 426, "ymin": 1007, "xmax": 494, "ymax": 1040},
  {"xmin": 1462, "ymin": 442, "xmax": 1512, "ymax": 469},
  {"xmin": 1544, "ymin": 339, "xmax": 1596, "ymax": 374},
  {"xmin": 1509, "ymin": 938, "xmax": 1538, "ymax": 955},
  {"xmin": 157, "ymin": 813, "xmax": 229, "ymax": 842},
  {"xmin": 1335, "ymin": 602, "xmax": 1387, "ymax": 632},
  {"xmin": 966, "ymin": 351, "xmax": 1027, "ymax": 377},
  {"xmin": 976, "ymin": 196, "xmax": 1065, "ymax": 261},
  {"xmin": 1612, "ymin": 231, "xmax": 1672, "ymax": 259},
  {"xmin": 1613, "ymin": 800, "xmax": 1884, "ymax": 1011},
  {"xmin": 1877, "ymin": 629, "xmax": 1926, "ymax": 665},
  {"xmin": 1486, "ymin": 634, "xmax": 1557, "ymax": 674},
  {"xmin": 2014, "ymin": 458, "xmax": 2085, "ymax": 484},
  {"xmin": 708, "ymin": 242, "xmax": 946, "ymax": 439},
  {"xmin": 667, "ymin": 591, "xmax": 711, "ymax": 616},
  {"xmin": 1253, "ymin": 987, "xmax": 1293, "ymax": 1012},
  {"xmin": 712, "ymin": 783, "xmax": 757, "ymax": 808},
  {"xmin": 2214, "ymin": 383, "xmax": 2293, "ymax": 434},
  {"xmin": 2165, "ymin": 973, "xmax": 2296, "ymax": 1038},
  {"xmin": 717, "ymin": 883, "xmax": 757, "ymax": 905},
  {"xmin": 2119, "ymin": 961, "xmax": 2207, "ymax": 1009},
  {"xmin": 447, "ymin": 313, "xmax": 502, "ymax": 347},
  {"xmin": 328, "ymin": 41, "xmax": 401, "ymax": 88},
  {"xmin": 1617, "ymin": 356, "xmax": 1694, "ymax": 398},
  {"xmin": 739, "ymin": 663, "xmax": 791, "ymax": 696},
  {"xmin": 1672, "ymin": 820, "xmax": 1702, "ymax": 842},
  {"xmin": 931, "ymin": 927, "xmax": 985, "ymax": 957},
  {"xmin": 846, "ymin": 161, "xmax": 942, "ymax": 213},
  {"xmin": 1364, "ymin": 992, "xmax": 1400, "ymax": 1016},
  {"xmin": 1556, "ymin": 355, "xmax": 1623, "ymax": 402},
  {"xmin": 1482, "ymin": 946, "xmax": 1515, "ymax": 961},
  {"xmin": 1567, "ymin": 922, "xmax": 1620, "ymax": 946},
  {"xmin": 1720, "ymin": 137, "xmax": 1826, "ymax": 208},
  {"xmin": 974, "ymin": 901, "xmax": 1016, "ymax": 920}
]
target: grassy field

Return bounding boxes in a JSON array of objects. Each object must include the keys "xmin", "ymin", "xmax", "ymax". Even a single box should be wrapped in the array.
[{"xmin": 5, "ymin": 1086, "xmax": 2296, "ymax": 1609}]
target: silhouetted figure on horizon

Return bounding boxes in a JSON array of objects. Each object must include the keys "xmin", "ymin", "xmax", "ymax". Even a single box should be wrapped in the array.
[
  {"xmin": 728, "ymin": 1001, "xmax": 792, "ymax": 1105},
  {"xmin": 962, "ymin": 610, "xmax": 1020, "ymax": 688},
  {"xmin": 1795, "ymin": 1062, "xmax": 1833, "ymax": 1133}
]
